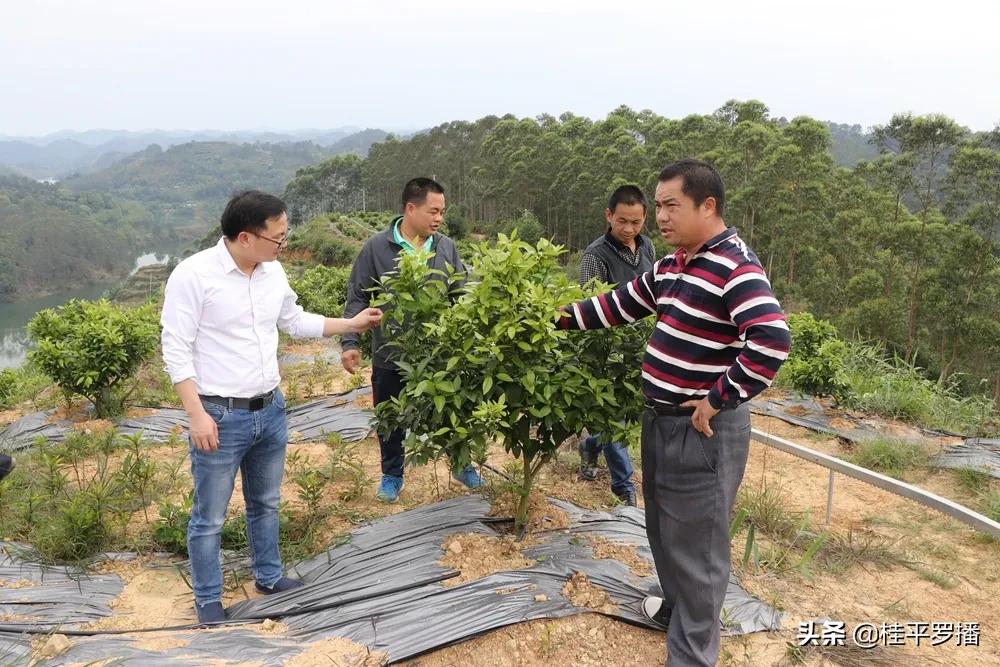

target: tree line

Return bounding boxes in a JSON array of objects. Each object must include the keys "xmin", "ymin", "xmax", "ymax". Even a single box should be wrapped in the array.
[{"xmin": 283, "ymin": 101, "xmax": 1000, "ymax": 403}]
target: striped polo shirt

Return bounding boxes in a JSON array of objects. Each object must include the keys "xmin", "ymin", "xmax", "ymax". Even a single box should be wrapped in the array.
[{"xmin": 559, "ymin": 227, "xmax": 791, "ymax": 409}]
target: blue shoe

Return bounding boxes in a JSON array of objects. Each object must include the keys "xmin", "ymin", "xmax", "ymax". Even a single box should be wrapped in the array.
[
  {"xmin": 195, "ymin": 600, "xmax": 226, "ymax": 625},
  {"xmin": 376, "ymin": 474, "xmax": 404, "ymax": 503},
  {"xmin": 255, "ymin": 576, "xmax": 304, "ymax": 595},
  {"xmin": 453, "ymin": 465, "xmax": 484, "ymax": 489}
]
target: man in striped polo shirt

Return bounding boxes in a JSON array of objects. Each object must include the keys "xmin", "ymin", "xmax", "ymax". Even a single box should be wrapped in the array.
[{"xmin": 559, "ymin": 159, "xmax": 791, "ymax": 667}]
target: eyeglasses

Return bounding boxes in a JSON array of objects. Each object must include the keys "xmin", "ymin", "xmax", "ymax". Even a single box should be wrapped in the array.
[{"xmin": 251, "ymin": 231, "xmax": 291, "ymax": 249}]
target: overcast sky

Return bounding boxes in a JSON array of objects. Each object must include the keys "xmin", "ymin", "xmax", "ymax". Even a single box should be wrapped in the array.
[{"xmin": 2, "ymin": 0, "xmax": 997, "ymax": 137}]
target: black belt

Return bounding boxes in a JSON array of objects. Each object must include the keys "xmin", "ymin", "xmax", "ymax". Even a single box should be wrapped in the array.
[
  {"xmin": 645, "ymin": 401, "xmax": 695, "ymax": 417},
  {"xmin": 200, "ymin": 389, "xmax": 276, "ymax": 412}
]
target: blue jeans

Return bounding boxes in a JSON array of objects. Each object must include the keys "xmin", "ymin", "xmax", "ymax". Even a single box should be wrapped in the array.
[
  {"xmin": 582, "ymin": 433, "xmax": 636, "ymax": 497},
  {"xmin": 187, "ymin": 390, "xmax": 288, "ymax": 607}
]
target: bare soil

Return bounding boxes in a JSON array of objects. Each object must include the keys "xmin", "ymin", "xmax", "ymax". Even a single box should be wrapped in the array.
[{"xmin": 4, "ymin": 385, "xmax": 998, "ymax": 666}]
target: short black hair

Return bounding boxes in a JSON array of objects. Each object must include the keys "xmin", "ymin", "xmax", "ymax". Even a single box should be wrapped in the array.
[
  {"xmin": 658, "ymin": 159, "xmax": 725, "ymax": 217},
  {"xmin": 401, "ymin": 177, "xmax": 445, "ymax": 211},
  {"xmin": 220, "ymin": 190, "xmax": 286, "ymax": 240},
  {"xmin": 607, "ymin": 184, "xmax": 647, "ymax": 213}
]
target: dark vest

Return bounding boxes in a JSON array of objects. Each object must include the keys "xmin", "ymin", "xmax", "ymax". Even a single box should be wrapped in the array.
[{"xmin": 583, "ymin": 233, "xmax": 655, "ymax": 285}]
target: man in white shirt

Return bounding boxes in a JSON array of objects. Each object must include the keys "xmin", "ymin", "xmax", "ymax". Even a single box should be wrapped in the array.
[{"xmin": 161, "ymin": 190, "xmax": 382, "ymax": 625}]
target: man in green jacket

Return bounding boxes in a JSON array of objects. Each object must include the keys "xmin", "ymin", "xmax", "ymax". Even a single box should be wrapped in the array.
[{"xmin": 341, "ymin": 178, "xmax": 483, "ymax": 502}]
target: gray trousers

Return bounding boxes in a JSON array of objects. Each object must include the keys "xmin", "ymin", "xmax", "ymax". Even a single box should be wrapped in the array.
[{"xmin": 641, "ymin": 404, "xmax": 751, "ymax": 667}]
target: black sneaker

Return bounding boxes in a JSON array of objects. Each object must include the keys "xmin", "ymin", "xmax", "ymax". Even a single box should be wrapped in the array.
[
  {"xmin": 255, "ymin": 576, "xmax": 305, "ymax": 595},
  {"xmin": 195, "ymin": 601, "xmax": 226, "ymax": 625},
  {"xmin": 0, "ymin": 454, "xmax": 13, "ymax": 482},
  {"xmin": 616, "ymin": 490, "xmax": 638, "ymax": 507},
  {"xmin": 641, "ymin": 596, "xmax": 670, "ymax": 630}
]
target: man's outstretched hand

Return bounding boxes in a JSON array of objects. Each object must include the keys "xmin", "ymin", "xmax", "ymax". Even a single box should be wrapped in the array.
[{"xmin": 349, "ymin": 307, "xmax": 383, "ymax": 333}]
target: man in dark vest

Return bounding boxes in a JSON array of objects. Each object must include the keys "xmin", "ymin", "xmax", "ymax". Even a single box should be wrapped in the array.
[{"xmin": 577, "ymin": 184, "xmax": 655, "ymax": 506}]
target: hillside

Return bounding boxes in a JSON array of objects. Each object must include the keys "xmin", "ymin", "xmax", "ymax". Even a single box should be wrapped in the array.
[
  {"xmin": 61, "ymin": 141, "xmax": 337, "ymax": 231},
  {"xmin": 0, "ymin": 175, "xmax": 155, "ymax": 300}
]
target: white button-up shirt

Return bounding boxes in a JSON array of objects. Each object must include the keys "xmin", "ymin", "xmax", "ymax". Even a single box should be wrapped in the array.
[{"xmin": 160, "ymin": 238, "xmax": 326, "ymax": 398}]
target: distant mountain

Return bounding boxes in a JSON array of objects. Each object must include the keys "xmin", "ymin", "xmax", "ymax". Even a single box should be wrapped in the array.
[
  {"xmin": 327, "ymin": 129, "xmax": 389, "ymax": 155},
  {"xmin": 0, "ymin": 175, "xmax": 156, "ymax": 300},
  {"xmin": 0, "ymin": 127, "xmax": 378, "ymax": 179},
  {"xmin": 61, "ymin": 141, "xmax": 342, "ymax": 231},
  {"xmin": 0, "ymin": 127, "xmax": 365, "ymax": 148},
  {"xmin": 0, "ymin": 139, "xmax": 100, "ymax": 179}
]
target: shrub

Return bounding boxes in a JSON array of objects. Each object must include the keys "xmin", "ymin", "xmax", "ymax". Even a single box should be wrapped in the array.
[
  {"xmin": 31, "ymin": 493, "xmax": 110, "ymax": 562},
  {"xmin": 27, "ymin": 299, "xmax": 160, "ymax": 418},
  {"xmin": 375, "ymin": 233, "xmax": 648, "ymax": 531},
  {"xmin": 291, "ymin": 265, "xmax": 352, "ymax": 316},
  {"xmin": 153, "ymin": 495, "xmax": 192, "ymax": 555},
  {"xmin": 0, "ymin": 364, "xmax": 51, "ymax": 409},
  {"xmin": 499, "ymin": 210, "xmax": 544, "ymax": 246},
  {"xmin": 443, "ymin": 203, "xmax": 470, "ymax": 240},
  {"xmin": 0, "ymin": 368, "xmax": 17, "ymax": 406},
  {"xmin": 314, "ymin": 237, "xmax": 357, "ymax": 266},
  {"xmin": 778, "ymin": 312, "xmax": 850, "ymax": 397}
]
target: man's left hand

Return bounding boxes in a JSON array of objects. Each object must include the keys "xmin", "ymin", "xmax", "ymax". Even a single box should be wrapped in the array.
[{"xmin": 681, "ymin": 397, "xmax": 720, "ymax": 437}]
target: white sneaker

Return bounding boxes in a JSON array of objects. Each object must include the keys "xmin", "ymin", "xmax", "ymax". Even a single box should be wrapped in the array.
[{"xmin": 641, "ymin": 596, "xmax": 670, "ymax": 630}]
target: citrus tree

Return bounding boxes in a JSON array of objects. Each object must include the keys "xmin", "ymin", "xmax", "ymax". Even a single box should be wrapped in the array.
[
  {"xmin": 778, "ymin": 312, "xmax": 850, "ymax": 398},
  {"xmin": 27, "ymin": 299, "xmax": 160, "ymax": 417},
  {"xmin": 373, "ymin": 234, "xmax": 649, "ymax": 530},
  {"xmin": 291, "ymin": 265, "xmax": 351, "ymax": 316}
]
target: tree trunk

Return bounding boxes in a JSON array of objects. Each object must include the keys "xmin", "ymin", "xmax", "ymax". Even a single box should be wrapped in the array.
[
  {"xmin": 936, "ymin": 339, "xmax": 959, "ymax": 388},
  {"xmin": 94, "ymin": 386, "xmax": 120, "ymax": 419},
  {"xmin": 904, "ymin": 264, "xmax": 921, "ymax": 362},
  {"xmin": 787, "ymin": 245, "xmax": 797, "ymax": 288},
  {"xmin": 514, "ymin": 451, "xmax": 536, "ymax": 534}
]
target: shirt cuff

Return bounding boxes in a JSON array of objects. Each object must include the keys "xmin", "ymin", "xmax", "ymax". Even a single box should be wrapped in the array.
[
  {"xmin": 298, "ymin": 312, "xmax": 327, "ymax": 338},
  {"xmin": 707, "ymin": 388, "xmax": 725, "ymax": 410},
  {"xmin": 167, "ymin": 364, "xmax": 197, "ymax": 386}
]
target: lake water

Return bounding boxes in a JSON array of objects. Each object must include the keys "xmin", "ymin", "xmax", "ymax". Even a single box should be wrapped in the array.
[{"xmin": 0, "ymin": 252, "xmax": 170, "ymax": 369}]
